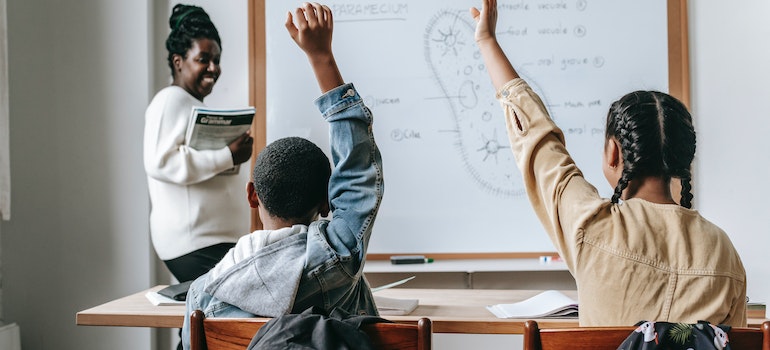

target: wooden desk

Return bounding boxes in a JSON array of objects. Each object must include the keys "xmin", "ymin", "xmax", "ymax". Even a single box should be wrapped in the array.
[
  {"xmin": 76, "ymin": 286, "xmax": 578, "ymax": 333},
  {"xmin": 76, "ymin": 286, "xmax": 768, "ymax": 334},
  {"xmin": 364, "ymin": 258, "xmax": 576, "ymax": 290},
  {"xmin": 77, "ymin": 286, "xmax": 184, "ymax": 328}
]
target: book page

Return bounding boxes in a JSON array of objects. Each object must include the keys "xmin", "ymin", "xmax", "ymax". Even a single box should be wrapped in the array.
[{"xmin": 487, "ymin": 290, "xmax": 578, "ymax": 319}]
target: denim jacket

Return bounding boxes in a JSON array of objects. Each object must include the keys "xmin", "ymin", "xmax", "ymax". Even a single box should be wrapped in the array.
[{"xmin": 182, "ymin": 83, "xmax": 384, "ymax": 349}]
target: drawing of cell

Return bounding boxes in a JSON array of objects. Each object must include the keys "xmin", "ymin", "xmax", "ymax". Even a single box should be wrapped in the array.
[
  {"xmin": 425, "ymin": 10, "xmax": 551, "ymax": 197},
  {"xmin": 477, "ymin": 129, "xmax": 507, "ymax": 163},
  {"xmin": 432, "ymin": 23, "xmax": 464, "ymax": 56}
]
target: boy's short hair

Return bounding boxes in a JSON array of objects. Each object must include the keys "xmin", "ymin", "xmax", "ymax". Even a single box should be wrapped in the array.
[{"xmin": 252, "ymin": 137, "xmax": 331, "ymax": 220}]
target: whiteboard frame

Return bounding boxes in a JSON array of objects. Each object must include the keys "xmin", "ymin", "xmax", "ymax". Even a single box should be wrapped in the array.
[{"xmin": 245, "ymin": 0, "xmax": 691, "ymax": 259}]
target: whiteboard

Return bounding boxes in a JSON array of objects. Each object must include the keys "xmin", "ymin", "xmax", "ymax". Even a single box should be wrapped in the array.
[{"xmin": 261, "ymin": 0, "xmax": 673, "ymax": 254}]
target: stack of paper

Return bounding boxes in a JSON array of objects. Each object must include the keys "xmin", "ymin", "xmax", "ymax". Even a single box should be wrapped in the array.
[
  {"xmin": 374, "ymin": 295, "xmax": 419, "ymax": 316},
  {"xmin": 486, "ymin": 290, "xmax": 578, "ymax": 319}
]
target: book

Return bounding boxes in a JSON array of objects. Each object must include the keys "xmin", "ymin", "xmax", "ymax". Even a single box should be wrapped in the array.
[
  {"xmin": 486, "ymin": 290, "xmax": 578, "ymax": 319},
  {"xmin": 747, "ymin": 302, "xmax": 766, "ymax": 319},
  {"xmin": 156, "ymin": 280, "xmax": 193, "ymax": 301},
  {"xmin": 145, "ymin": 291, "xmax": 185, "ymax": 306},
  {"xmin": 185, "ymin": 106, "xmax": 256, "ymax": 175}
]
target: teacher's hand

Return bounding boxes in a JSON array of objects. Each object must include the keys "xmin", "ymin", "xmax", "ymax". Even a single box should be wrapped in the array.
[{"xmin": 228, "ymin": 131, "xmax": 253, "ymax": 165}]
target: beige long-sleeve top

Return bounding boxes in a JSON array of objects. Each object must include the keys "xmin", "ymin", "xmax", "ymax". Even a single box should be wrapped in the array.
[{"xmin": 497, "ymin": 78, "xmax": 747, "ymax": 326}]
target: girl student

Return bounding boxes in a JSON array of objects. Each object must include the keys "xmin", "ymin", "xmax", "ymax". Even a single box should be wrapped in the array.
[{"xmin": 470, "ymin": 0, "xmax": 746, "ymax": 326}]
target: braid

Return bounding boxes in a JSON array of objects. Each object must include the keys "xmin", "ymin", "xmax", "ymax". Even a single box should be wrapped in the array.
[
  {"xmin": 165, "ymin": 4, "xmax": 221, "ymax": 76},
  {"xmin": 679, "ymin": 175, "xmax": 693, "ymax": 209},
  {"xmin": 606, "ymin": 91, "xmax": 695, "ymax": 207},
  {"xmin": 606, "ymin": 93, "xmax": 657, "ymax": 204},
  {"xmin": 611, "ymin": 169, "xmax": 632, "ymax": 204},
  {"xmin": 657, "ymin": 92, "xmax": 696, "ymax": 207}
]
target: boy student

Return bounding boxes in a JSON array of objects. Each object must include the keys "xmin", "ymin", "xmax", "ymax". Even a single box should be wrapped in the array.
[
  {"xmin": 470, "ymin": 0, "xmax": 746, "ymax": 326},
  {"xmin": 181, "ymin": 3, "xmax": 384, "ymax": 348}
]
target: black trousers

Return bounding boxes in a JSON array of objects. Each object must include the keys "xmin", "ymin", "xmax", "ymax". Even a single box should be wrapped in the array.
[
  {"xmin": 162, "ymin": 242, "xmax": 236, "ymax": 282},
  {"xmin": 163, "ymin": 242, "xmax": 235, "ymax": 350}
]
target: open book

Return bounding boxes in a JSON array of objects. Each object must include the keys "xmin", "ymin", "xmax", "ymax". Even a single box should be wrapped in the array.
[
  {"xmin": 486, "ymin": 290, "xmax": 578, "ymax": 319},
  {"xmin": 185, "ymin": 106, "xmax": 255, "ymax": 175}
]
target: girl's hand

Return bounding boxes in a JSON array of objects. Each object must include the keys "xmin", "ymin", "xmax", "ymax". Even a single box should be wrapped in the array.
[{"xmin": 470, "ymin": 0, "xmax": 498, "ymax": 44}]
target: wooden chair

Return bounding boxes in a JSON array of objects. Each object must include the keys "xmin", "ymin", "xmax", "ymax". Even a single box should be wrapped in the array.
[
  {"xmin": 523, "ymin": 320, "xmax": 770, "ymax": 350},
  {"xmin": 190, "ymin": 309, "xmax": 432, "ymax": 350}
]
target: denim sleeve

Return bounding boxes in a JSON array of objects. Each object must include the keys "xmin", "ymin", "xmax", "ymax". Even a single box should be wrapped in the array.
[{"xmin": 314, "ymin": 83, "xmax": 384, "ymax": 257}]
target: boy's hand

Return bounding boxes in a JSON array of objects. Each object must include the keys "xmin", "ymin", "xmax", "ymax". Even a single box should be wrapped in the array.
[
  {"xmin": 285, "ymin": 2, "xmax": 344, "ymax": 93},
  {"xmin": 285, "ymin": 2, "xmax": 334, "ymax": 59},
  {"xmin": 470, "ymin": 0, "xmax": 498, "ymax": 44}
]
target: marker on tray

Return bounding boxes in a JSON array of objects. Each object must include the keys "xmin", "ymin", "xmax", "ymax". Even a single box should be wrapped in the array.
[
  {"xmin": 390, "ymin": 255, "xmax": 434, "ymax": 264},
  {"xmin": 539, "ymin": 255, "xmax": 563, "ymax": 264}
]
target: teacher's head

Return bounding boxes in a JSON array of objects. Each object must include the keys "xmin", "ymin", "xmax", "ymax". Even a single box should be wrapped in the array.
[{"xmin": 166, "ymin": 4, "xmax": 222, "ymax": 101}]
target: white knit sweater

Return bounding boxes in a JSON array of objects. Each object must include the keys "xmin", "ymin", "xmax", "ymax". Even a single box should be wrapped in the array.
[{"xmin": 143, "ymin": 86, "xmax": 248, "ymax": 260}]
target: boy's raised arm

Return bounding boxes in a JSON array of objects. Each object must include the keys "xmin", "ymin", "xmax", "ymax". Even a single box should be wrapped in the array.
[
  {"xmin": 287, "ymin": 3, "xmax": 384, "ymax": 255},
  {"xmin": 285, "ymin": 2, "xmax": 344, "ymax": 93}
]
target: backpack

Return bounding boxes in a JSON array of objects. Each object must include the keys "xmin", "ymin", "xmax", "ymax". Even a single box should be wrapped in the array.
[
  {"xmin": 248, "ymin": 306, "xmax": 391, "ymax": 350},
  {"xmin": 617, "ymin": 320, "xmax": 732, "ymax": 350}
]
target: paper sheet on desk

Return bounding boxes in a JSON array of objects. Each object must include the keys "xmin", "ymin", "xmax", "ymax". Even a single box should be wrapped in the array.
[{"xmin": 145, "ymin": 291, "xmax": 185, "ymax": 306}]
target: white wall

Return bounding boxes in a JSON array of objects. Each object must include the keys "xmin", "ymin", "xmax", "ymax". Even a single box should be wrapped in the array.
[
  {"xmin": 0, "ymin": 0, "xmax": 153, "ymax": 349},
  {"xmin": 0, "ymin": 1, "xmax": 767, "ymax": 350},
  {"xmin": 689, "ymin": 1, "xmax": 770, "ymax": 305}
]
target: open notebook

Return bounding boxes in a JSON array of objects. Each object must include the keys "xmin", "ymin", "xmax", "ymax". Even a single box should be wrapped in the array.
[{"xmin": 487, "ymin": 290, "xmax": 578, "ymax": 319}]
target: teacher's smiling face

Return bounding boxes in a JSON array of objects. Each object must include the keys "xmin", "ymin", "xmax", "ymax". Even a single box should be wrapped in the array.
[{"xmin": 172, "ymin": 38, "xmax": 221, "ymax": 101}]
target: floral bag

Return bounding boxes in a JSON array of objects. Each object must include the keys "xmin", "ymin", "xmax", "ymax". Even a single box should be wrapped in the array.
[{"xmin": 617, "ymin": 320, "xmax": 731, "ymax": 350}]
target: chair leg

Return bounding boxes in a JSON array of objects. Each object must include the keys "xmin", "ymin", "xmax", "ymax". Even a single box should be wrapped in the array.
[
  {"xmin": 523, "ymin": 320, "xmax": 541, "ymax": 350},
  {"xmin": 190, "ymin": 310, "xmax": 206, "ymax": 350},
  {"xmin": 417, "ymin": 317, "xmax": 433, "ymax": 350}
]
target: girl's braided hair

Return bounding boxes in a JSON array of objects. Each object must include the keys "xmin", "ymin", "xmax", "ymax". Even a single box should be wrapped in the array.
[{"xmin": 605, "ymin": 91, "xmax": 696, "ymax": 208}]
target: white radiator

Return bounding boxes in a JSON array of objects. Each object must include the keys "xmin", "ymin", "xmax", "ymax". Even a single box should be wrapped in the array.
[{"xmin": 0, "ymin": 323, "xmax": 20, "ymax": 350}]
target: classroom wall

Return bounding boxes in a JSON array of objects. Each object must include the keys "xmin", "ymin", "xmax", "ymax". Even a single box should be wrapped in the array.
[
  {"xmin": 0, "ymin": 1, "xmax": 767, "ymax": 350},
  {"xmin": 0, "ymin": 0, "xmax": 154, "ymax": 349},
  {"xmin": 689, "ymin": 0, "xmax": 770, "ymax": 306}
]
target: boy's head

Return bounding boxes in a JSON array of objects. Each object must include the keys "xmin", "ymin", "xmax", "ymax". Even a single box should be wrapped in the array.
[{"xmin": 249, "ymin": 137, "xmax": 331, "ymax": 224}]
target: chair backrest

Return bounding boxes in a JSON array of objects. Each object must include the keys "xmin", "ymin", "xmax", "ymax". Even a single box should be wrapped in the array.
[
  {"xmin": 190, "ymin": 309, "xmax": 432, "ymax": 350},
  {"xmin": 523, "ymin": 320, "xmax": 770, "ymax": 350}
]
